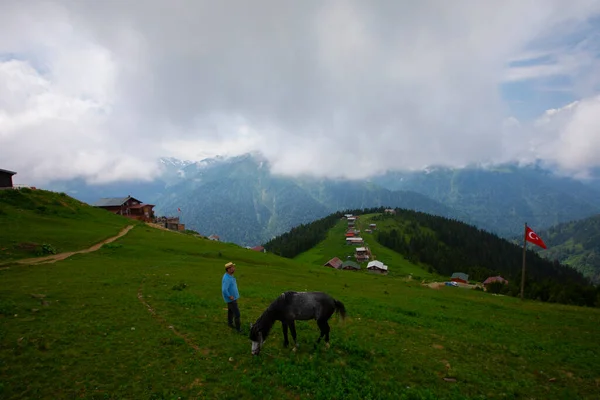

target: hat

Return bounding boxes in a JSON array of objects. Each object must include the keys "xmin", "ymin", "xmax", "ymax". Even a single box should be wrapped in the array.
[{"xmin": 225, "ymin": 262, "xmax": 236, "ymax": 270}]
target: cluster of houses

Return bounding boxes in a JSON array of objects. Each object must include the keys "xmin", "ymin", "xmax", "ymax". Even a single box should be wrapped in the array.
[
  {"xmin": 323, "ymin": 214, "xmax": 389, "ymax": 274},
  {"xmin": 448, "ymin": 272, "xmax": 509, "ymax": 291}
]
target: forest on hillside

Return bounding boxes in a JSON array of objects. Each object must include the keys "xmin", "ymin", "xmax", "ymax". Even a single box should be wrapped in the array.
[
  {"xmin": 263, "ymin": 207, "xmax": 386, "ymax": 257},
  {"xmin": 373, "ymin": 210, "xmax": 599, "ymax": 307},
  {"xmin": 538, "ymin": 214, "xmax": 600, "ymax": 284}
]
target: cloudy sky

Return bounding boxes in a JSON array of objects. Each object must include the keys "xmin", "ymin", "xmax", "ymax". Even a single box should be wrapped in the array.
[{"xmin": 1, "ymin": 0, "xmax": 600, "ymax": 184}]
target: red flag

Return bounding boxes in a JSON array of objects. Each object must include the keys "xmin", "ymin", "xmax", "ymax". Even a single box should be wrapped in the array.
[
  {"xmin": 525, "ymin": 226, "xmax": 547, "ymax": 249},
  {"xmin": 177, "ymin": 208, "xmax": 181, "ymax": 212}
]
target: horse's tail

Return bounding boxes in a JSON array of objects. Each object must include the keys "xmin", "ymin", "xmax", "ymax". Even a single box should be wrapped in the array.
[{"xmin": 334, "ymin": 299, "xmax": 346, "ymax": 320}]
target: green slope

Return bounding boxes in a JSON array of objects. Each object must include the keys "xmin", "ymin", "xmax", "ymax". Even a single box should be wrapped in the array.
[
  {"xmin": 537, "ymin": 214, "xmax": 600, "ymax": 283},
  {"xmin": 0, "ymin": 188, "xmax": 133, "ymax": 262},
  {"xmin": 294, "ymin": 215, "xmax": 437, "ymax": 279},
  {"xmin": 1, "ymin": 193, "xmax": 600, "ymax": 399}
]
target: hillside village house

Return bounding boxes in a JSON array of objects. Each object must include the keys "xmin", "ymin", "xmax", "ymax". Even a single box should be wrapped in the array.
[
  {"xmin": 93, "ymin": 196, "xmax": 155, "ymax": 222},
  {"xmin": 0, "ymin": 168, "xmax": 16, "ymax": 189},
  {"xmin": 384, "ymin": 208, "xmax": 396, "ymax": 215},
  {"xmin": 155, "ymin": 216, "xmax": 186, "ymax": 231},
  {"xmin": 324, "ymin": 257, "xmax": 343, "ymax": 269},
  {"xmin": 208, "ymin": 234, "xmax": 220, "ymax": 241},
  {"xmin": 251, "ymin": 246, "xmax": 266, "ymax": 253},
  {"xmin": 346, "ymin": 237, "xmax": 364, "ymax": 245},
  {"xmin": 341, "ymin": 260, "xmax": 361, "ymax": 270},
  {"xmin": 367, "ymin": 260, "xmax": 388, "ymax": 275},
  {"xmin": 450, "ymin": 272, "xmax": 469, "ymax": 284},
  {"xmin": 355, "ymin": 247, "xmax": 370, "ymax": 262}
]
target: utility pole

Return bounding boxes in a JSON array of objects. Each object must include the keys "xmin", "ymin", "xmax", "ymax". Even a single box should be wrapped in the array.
[{"xmin": 520, "ymin": 222, "xmax": 527, "ymax": 300}]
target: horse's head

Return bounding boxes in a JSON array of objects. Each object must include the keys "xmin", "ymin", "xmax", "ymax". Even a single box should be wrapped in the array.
[{"xmin": 249, "ymin": 323, "xmax": 265, "ymax": 356}]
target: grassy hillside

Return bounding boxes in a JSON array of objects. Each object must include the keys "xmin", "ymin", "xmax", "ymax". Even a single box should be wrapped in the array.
[
  {"xmin": 294, "ymin": 215, "xmax": 437, "ymax": 280},
  {"xmin": 1, "ymin": 194, "xmax": 600, "ymax": 399},
  {"xmin": 537, "ymin": 214, "xmax": 600, "ymax": 283},
  {"xmin": 0, "ymin": 189, "xmax": 133, "ymax": 262}
]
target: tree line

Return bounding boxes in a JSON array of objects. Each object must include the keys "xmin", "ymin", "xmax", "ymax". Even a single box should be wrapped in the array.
[{"xmin": 373, "ymin": 210, "xmax": 599, "ymax": 307}]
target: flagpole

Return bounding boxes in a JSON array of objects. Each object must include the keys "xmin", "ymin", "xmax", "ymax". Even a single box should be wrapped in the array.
[{"xmin": 520, "ymin": 222, "xmax": 527, "ymax": 300}]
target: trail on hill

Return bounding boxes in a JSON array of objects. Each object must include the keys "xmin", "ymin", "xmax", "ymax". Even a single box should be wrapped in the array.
[{"xmin": 4, "ymin": 225, "xmax": 135, "ymax": 267}]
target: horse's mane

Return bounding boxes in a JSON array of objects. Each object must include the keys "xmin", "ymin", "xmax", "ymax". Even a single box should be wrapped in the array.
[{"xmin": 251, "ymin": 292, "xmax": 295, "ymax": 340}]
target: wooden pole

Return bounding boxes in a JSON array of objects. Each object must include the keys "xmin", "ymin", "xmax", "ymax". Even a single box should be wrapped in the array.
[{"xmin": 520, "ymin": 222, "xmax": 527, "ymax": 300}]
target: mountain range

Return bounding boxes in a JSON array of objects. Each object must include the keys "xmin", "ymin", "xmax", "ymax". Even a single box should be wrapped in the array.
[{"xmin": 46, "ymin": 154, "xmax": 600, "ymax": 251}]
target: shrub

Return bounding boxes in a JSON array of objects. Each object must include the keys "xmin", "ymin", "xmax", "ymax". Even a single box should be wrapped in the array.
[{"xmin": 38, "ymin": 244, "xmax": 57, "ymax": 255}]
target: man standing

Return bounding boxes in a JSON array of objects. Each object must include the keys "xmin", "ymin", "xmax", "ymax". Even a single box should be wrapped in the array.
[{"xmin": 222, "ymin": 261, "xmax": 241, "ymax": 332}]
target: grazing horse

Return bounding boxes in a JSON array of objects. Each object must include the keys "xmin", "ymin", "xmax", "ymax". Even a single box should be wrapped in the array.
[{"xmin": 249, "ymin": 291, "xmax": 346, "ymax": 356}]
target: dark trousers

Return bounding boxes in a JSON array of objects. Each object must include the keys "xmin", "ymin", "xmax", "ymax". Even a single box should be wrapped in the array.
[{"xmin": 227, "ymin": 300, "xmax": 241, "ymax": 331}]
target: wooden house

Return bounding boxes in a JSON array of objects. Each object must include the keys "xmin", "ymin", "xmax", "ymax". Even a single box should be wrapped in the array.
[
  {"xmin": 450, "ymin": 272, "xmax": 469, "ymax": 284},
  {"xmin": 155, "ymin": 216, "xmax": 185, "ymax": 231},
  {"xmin": 208, "ymin": 235, "xmax": 220, "ymax": 241},
  {"xmin": 0, "ymin": 168, "xmax": 16, "ymax": 189},
  {"xmin": 355, "ymin": 247, "xmax": 370, "ymax": 262},
  {"xmin": 251, "ymin": 246, "xmax": 266, "ymax": 253},
  {"xmin": 384, "ymin": 208, "xmax": 396, "ymax": 215},
  {"xmin": 93, "ymin": 195, "xmax": 155, "ymax": 222},
  {"xmin": 341, "ymin": 260, "xmax": 361, "ymax": 270},
  {"xmin": 367, "ymin": 260, "xmax": 388, "ymax": 275},
  {"xmin": 369, "ymin": 223, "xmax": 377, "ymax": 229},
  {"xmin": 346, "ymin": 237, "xmax": 364, "ymax": 245},
  {"xmin": 324, "ymin": 257, "xmax": 343, "ymax": 269}
]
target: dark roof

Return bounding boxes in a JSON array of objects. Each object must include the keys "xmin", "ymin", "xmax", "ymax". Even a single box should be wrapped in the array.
[
  {"xmin": 341, "ymin": 260, "xmax": 360, "ymax": 269},
  {"xmin": 0, "ymin": 168, "xmax": 16, "ymax": 175},
  {"xmin": 92, "ymin": 196, "xmax": 141, "ymax": 207}
]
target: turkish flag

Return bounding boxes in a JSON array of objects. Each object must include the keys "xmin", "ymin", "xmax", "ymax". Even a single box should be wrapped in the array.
[
  {"xmin": 525, "ymin": 226, "xmax": 547, "ymax": 249},
  {"xmin": 177, "ymin": 208, "xmax": 181, "ymax": 212}
]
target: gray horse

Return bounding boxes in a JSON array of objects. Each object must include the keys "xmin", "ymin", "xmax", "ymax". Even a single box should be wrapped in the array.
[{"xmin": 249, "ymin": 291, "xmax": 346, "ymax": 356}]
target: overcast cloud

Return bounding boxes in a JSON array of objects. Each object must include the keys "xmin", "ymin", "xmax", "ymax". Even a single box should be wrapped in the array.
[{"xmin": 1, "ymin": 0, "xmax": 600, "ymax": 184}]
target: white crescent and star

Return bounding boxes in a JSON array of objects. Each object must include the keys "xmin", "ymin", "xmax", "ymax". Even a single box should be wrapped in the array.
[{"xmin": 528, "ymin": 231, "xmax": 539, "ymax": 241}]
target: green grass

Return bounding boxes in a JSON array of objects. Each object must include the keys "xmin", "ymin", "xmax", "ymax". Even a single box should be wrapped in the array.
[
  {"xmin": 2, "ymin": 226, "xmax": 600, "ymax": 399},
  {"xmin": 0, "ymin": 189, "xmax": 133, "ymax": 262},
  {"xmin": 1, "ymin": 195, "xmax": 600, "ymax": 399},
  {"xmin": 295, "ymin": 214, "xmax": 438, "ymax": 280}
]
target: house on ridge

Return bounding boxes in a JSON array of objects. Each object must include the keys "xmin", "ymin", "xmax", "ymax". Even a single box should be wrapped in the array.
[
  {"xmin": 0, "ymin": 168, "xmax": 17, "ymax": 189},
  {"xmin": 92, "ymin": 195, "xmax": 155, "ymax": 222},
  {"xmin": 208, "ymin": 234, "xmax": 220, "ymax": 241},
  {"xmin": 251, "ymin": 245, "xmax": 266, "ymax": 253}
]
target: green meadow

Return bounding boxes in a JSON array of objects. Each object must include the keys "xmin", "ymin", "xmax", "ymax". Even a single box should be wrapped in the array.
[
  {"xmin": 1, "ymin": 192, "xmax": 600, "ymax": 399},
  {"xmin": 0, "ymin": 189, "xmax": 132, "ymax": 262}
]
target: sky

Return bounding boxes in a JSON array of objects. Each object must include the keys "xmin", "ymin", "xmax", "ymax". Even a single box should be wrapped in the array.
[{"xmin": 1, "ymin": 0, "xmax": 600, "ymax": 184}]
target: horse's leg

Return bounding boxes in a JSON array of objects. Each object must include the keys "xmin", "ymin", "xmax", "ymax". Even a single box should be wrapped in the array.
[
  {"xmin": 289, "ymin": 321, "xmax": 298, "ymax": 351},
  {"xmin": 314, "ymin": 319, "xmax": 327, "ymax": 349},
  {"xmin": 324, "ymin": 319, "xmax": 331, "ymax": 349},
  {"xmin": 282, "ymin": 321, "xmax": 289, "ymax": 347}
]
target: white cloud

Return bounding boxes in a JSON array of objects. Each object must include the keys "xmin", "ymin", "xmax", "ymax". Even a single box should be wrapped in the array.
[{"xmin": 1, "ymin": 0, "xmax": 600, "ymax": 184}]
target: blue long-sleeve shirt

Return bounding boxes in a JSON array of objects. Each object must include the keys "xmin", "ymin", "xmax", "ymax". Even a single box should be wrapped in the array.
[{"xmin": 222, "ymin": 273, "xmax": 239, "ymax": 303}]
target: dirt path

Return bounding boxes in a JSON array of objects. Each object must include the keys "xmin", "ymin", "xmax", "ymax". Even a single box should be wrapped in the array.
[{"xmin": 2, "ymin": 225, "xmax": 135, "ymax": 267}]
